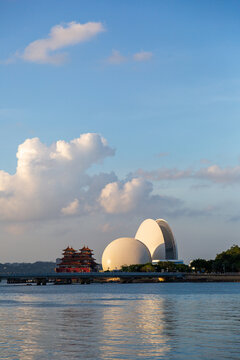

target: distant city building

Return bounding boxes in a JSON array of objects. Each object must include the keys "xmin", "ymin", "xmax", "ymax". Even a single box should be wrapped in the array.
[
  {"xmin": 102, "ymin": 218, "xmax": 178, "ymax": 271},
  {"xmin": 56, "ymin": 246, "xmax": 97, "ymax": 273}
]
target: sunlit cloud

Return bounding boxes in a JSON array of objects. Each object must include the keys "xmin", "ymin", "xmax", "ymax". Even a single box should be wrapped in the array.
[
  {"xmin": 0, "ymin": 133, "xmax": 190, "ymax": 222},
  {"xmin": 6, "ymin": 21, "xmax": 105, "ymax": 65},
  {"xmin": 0, "ymin": 133, "xmax": 114, "ymax": 221},
  {"xmin": 99, "ymin": 178, "xmax": 152, "ymax": 213},
  {"xmin": 1, "ymin": 132, "xmax": 225, "ymax": 229}
]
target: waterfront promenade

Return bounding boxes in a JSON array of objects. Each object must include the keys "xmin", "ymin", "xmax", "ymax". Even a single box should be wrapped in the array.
[
  {"xmin": 1, "ymin": 271, "xmax": 240, "ymax": 284},
  {"xmin": 0, "ymin": 271, "xmax": 183, "ymax": 284}
]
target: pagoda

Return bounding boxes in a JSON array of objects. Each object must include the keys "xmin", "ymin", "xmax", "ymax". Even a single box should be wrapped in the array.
[
  {"xmin": 77, "ymin": 246, "xmax": 98, "ymax": 272},
  {"xmin": 55, "ymin": 245, "xmax": 98, "ymax": 273}
]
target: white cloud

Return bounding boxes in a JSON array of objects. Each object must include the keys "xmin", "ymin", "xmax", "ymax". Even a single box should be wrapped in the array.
[
  {"xmin": 133, "ymin": 51, "xmax": 153, "ymax": 62},
  {"xmin": 0, "ymin": 133, "xmax": 204, "ymax": 227},
  {"xmin": 19, "ymin": 21, "xmax": 104, "ymax": 64},
  {"xmin": 61, "ymin": 199, "xmax": 79, "ymax": 216},
  {"xmin": 106, "ymin": 50, "xmax": 127, "ymax": 64},
  {"xmin": 136, "ymin": 164, "xmax": 240, "ymax": 185},
  {"xmin": 1, "ymin": 134, "xmax": 237, "ymax": 263},
  {"xmin": 0, "ymin": 133, "xmax": 114, "ymax": 221},
  {"xmin": 98, "ymin": 178, "xmax": 152, "ymax": 214},
  {"xmin": 98, "ymin": 177, "xmax": 185, "ymax": 218},
  {"xmin": 197, "ymin": 165, "xmax": 240, "ymax": 184}
]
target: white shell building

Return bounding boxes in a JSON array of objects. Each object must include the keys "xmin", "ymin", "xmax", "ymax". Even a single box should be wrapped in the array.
[
  {"xmin": 101, "ymin": 218, "xmax": 178, "ymax": 270},
  {"xmin": 135, "ymin": 218, "xmax": 177, "ymax": 261},
  {"xmin": 155, "ymin": 219, "xmax": 178, "ymax": 260}
]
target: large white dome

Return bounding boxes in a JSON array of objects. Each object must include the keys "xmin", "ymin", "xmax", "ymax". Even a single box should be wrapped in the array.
[{"xmin": 102, "ymin": 237, "xmax": 151, "ymax": 271}]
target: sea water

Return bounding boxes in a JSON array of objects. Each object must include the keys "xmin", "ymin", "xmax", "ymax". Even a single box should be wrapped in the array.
[{"xmin": 0, "ymin": 282, "xmax": 239, "ymax": 360}]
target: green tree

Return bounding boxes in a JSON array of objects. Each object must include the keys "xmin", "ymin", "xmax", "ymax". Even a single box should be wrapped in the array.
[
  {"xmin": 175, "ymin": 263, "xmax": 191, "ymax": 272},
  {"xmin": 140, "ymin": 263, "xmax": 155, "ymax": 272},
  {"xmin": 215, "ymin": 245, "xmax": 240, "ymax": 272},
  {"xmin": 190, "ymin": 259, "xmax": 210, "ymax": 273},
  {"xmin": 121, "ymin": 264, "xmax": 142, "ymax": 272}
]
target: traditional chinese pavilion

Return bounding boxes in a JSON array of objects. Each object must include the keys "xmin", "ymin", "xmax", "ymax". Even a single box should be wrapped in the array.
[{"xmin": 56, "ymin": 246, "xmax": 98, "ymax": 273}]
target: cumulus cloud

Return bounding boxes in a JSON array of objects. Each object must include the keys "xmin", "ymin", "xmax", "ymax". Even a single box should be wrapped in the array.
[
  {"xmin": 0, "ymin": 133, "xmax": 114, "ymax": 221},
  {"xmin": 99, "ymin": 179, "xmax": 187, "ymax": 223},
  {"xmin": 17, "ymin": 21, "xmax": 104, "ymax": 64},
  {"xmin": 133, "ymin": 51, "xmax": 153, "ymax": 61},
  {"xmin": 1, "ymin": 132, "xmax": 214, "ymax": 226},
  {"xmin": 1, "ymin": 133, "xmax": 185, "ymax": 223},
  {"xmin": 2, "ymin": 133, "xmax": 237, "ymax": 262},
  {"xmin": 99, "ymin": 178, "xmax": 152, "ymax": 213}
]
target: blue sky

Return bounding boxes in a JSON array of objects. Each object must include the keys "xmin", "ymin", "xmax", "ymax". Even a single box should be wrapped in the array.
[{"xmin": 0, "ymin": 0, "xmax": 240, "ymax": 262}]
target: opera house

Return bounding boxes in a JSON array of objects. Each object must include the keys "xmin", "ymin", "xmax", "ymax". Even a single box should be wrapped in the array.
[{"xmin": 102, "ymin": 218, "xmax": 178, "ymax": 271}]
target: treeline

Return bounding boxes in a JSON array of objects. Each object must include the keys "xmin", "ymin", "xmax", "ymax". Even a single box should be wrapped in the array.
[
  {"xmin": 0, "ymin": 262, "xmax": 56, "ymax": 275},
  {"xmin": 121, "ymin": 245, "xmax": 240, "ymax": 273},
  {"xmin": 121, "ymin": 262, "xmax": 190, "ymax": 273},
  {"xmin": 190, "ymin": 245, "xmax": 240, "ymax": 273}
]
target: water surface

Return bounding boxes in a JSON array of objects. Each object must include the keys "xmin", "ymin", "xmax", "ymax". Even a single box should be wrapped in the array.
[{"xmin": 0, "ymin": 282, "xmax": 239, "ymax": 360}]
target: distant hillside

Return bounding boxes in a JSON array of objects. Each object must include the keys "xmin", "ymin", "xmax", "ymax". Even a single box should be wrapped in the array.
[{"xmin": 0, "ymin": 262, "xmax": 56, "ymax": 275}]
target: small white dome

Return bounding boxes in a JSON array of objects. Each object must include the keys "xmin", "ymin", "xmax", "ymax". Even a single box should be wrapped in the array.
[
  {"xmin": 152, "ymin": 243, "xmax": 165, "ymax": 260},
  {"xmin": 102, "ymin": 237, "xmax": 151, "ymax": 271}
]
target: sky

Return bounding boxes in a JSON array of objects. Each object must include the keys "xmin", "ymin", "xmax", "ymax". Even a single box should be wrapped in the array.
[{"xmin": 1, "ymin": 0, "xmax": 240, "ymax": 263}]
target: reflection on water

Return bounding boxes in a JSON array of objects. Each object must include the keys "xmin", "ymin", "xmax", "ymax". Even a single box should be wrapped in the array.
[
  {"xmin": 1, "ymin": 302, "xmax": 43, "ymax": 360},
  {"xmin": 57, "ymin": 307, "xmax": 103, "ymax": 359},
  {"xmin": 100, "ymin": 296, "xmax": 172, "ymax": 359},
  {"xmin": 0, "ymin": 283, "xmax": 240, "ymax": 360}
]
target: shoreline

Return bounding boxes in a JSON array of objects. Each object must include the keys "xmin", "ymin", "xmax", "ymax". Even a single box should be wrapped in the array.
[
  {"xmin": 97, "ymin": 273, "xmax": 240, "ymax": 283},
  {"xmin": 2, "ymin": 272, "xmax": 240, "ymax": 285},
  {"xmin": 182, "ymin": 273, "xmax": 240, "ymax": 282}
]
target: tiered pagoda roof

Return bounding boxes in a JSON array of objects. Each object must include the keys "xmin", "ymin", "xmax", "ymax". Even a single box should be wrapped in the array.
[{"xmin": 56, "ymin": 245, "xmax": 98, "ymax": 273}]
